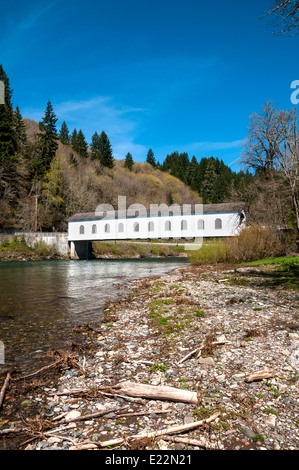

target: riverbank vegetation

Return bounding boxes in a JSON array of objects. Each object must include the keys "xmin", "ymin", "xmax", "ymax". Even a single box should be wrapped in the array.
[
  {"xmin": 0, "ymin": 64, "xmax": 298, "ymax": 263},
  {"xmin": 92, "ymin": 241, "xmax": 185, "ymax": 259},
  {"xmin": 188, "ymin": 224, "xmax": 297, "ymax": 265},
  {"xmin": 0, "ymin": 236, "xmax": 61, "ymax": 261}
]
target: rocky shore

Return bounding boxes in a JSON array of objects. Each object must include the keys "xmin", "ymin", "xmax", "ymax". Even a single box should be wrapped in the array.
[{"xmin": 0, "ymin": 262, "xmax": 298, "ymax": 451}]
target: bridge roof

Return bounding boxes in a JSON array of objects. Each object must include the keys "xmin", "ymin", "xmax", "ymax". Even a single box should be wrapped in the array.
[{"xmin": 67, "ymin": 202, "xmax": 245, "ymax": 222}]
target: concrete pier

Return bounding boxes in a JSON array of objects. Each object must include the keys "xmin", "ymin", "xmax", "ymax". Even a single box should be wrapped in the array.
[{"xmin": 70, "ymin": 240, "xmax": 93, "ymax": 260}]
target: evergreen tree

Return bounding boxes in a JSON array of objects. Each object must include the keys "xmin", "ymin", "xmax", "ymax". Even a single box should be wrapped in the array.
[
  {"xmin": 90, "ymin": 131, "xmax": 101, "ymax": 160},
  {"xmin": 177, "ymin": 152, "xmax": 190, "ymax": 183},
  {"xmin": 146, "ymin": 148, "xmax": 156, "ymax": 167},
  {"xmin": 71, "ymin": 128, "xmax": 78, "ymax": 152},
  {"xmin": 124, "ymin": 152, "xmax": 134, "ymax": 171},
  {"xmin": 98, "ymin": 131, "xmax": 114, "ymax": 168},
  {"xmin": 193, "ymin": 157, "xmax": 208, "ymax": 195},
  {"xmin": 69, "ymin": 152, "xmax": 78, "ymax": 168},
  {"xmin": 201, "ymin": 157, "xmax": 218, "ymax": 203},
  {"xmin": 162, "ymin": 152, "xmax": 180, "ymax": 176},
  {"xmin": 33, "ymin": 101, "xmax": 58, "ymax": 178},
  {"xmin": 0, "ymin": 65, "xmax": 16, "ymax": 162},
  {"xmin": 76, "ymin": 129, "xmax": 88, "ymax": 157},
  {"xmin": 13, "ymin": 106, "xmax": 27, "ymax": 154},
  {"xmin": 59, "ymin": 121, "xmax": 70, "ymax": 145},
  {"xmin": 187, "ymin": 156, "xmax": 199, "ymax": 190}
]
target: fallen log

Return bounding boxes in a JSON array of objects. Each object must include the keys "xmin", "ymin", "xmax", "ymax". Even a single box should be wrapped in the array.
[
  {"xmin": 0, "ymin": 372, "xmax": 11, "ymax": 409},
  {"xmin": 99, "ymin": 412, "xmax": 220, "ymax": 448},
  {"xmin": 113, "ymin": 382, "xmax": 199, "ymax": 405},
  {"xmin": 245, "ymin": 369, "xmax": 274, "ymax": 383}
]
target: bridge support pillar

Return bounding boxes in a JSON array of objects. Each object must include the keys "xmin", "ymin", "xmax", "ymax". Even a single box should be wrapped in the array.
[{"xmin": 70, "ymin": 241, "xmax": 93, "ymax": 260}]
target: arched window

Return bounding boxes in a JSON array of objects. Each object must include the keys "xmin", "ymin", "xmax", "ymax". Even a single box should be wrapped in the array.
[
  {"xmin": 118, "ymin": 223, "xmax": 124, "ymax": 233},
  {"xmin": 148, "ymin": 221, "xmax": 154, "ymax": 232},
  {"xmin": 215, "ymin": 218, "xmax": 222, "ymax": 230},
  {"xmin": 181, "ymin": 220, "xmax": 187, "ymax": 231},
  {"xmin": 79, "ymin": 225, "xmax": 84, "ymax": 235},
  {"xmin": 165, "ymin": 220, "xmax": 171, "ymax": 231},
  {"xmin": 198, "ymin": 219, "xmax": 205, "ymax": 230},
  {"xmin": 105, "ymin": 223, "xmax": 110, "ymax": 233},
  {"xmin": 134, "ymin": 222, "xmax": 140, "ymax": 232},
  {"xmin": 92, "ymin": 224, "xmax": 97, "ymax": 235}
]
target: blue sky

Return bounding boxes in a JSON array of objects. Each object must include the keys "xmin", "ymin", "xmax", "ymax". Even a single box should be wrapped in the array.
[{"xmin": 1, "ymin": 0, "xmax": 298, "ymax": 170}]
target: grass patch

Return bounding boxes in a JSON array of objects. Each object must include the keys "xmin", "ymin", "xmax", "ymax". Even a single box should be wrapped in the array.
[
  {"xmin": 93, "ymin": 241, "xmax": 185, "ymax": 259},
  {"xmin": 243, "ymin": 256, "xmax": 299, "ymax": 267}
]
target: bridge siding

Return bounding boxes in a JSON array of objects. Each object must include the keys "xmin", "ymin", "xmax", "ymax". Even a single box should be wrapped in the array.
[{"xmin": 68, "ymin": 212, "xmax": 242, "ymax": 242}]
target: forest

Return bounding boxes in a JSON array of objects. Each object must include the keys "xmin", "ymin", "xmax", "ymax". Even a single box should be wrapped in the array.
[{"xmin": 0, "ymin": 64, "xmax": 298, "ymax": 251}]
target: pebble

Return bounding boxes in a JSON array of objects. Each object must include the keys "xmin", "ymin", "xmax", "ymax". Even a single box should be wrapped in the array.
[{"xmin": 16, "ymin": 264, "xmax": 299, "ymax": 451}]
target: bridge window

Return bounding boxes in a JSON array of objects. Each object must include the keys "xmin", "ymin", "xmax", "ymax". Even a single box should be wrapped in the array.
[
  {"xmin": 215, "ymin": 218, "xmax": 222, "ymax": 230},
  {"xmin": 165, "ymin": 220, "xmax": 171, "ymax": 231},
  {"xmin": 181, "ymin": 220, "xmax": 187, "ymax": 231},
  {"xmin": 79, "ymin": 225, "xmax": 84, "ymax": 235},
  {"xmin": 198, "ymin": 219, "xmax": 205, "ymax": 230},
  {"xmin": 118, "ymin": 223, "xmax": 124, "ymax": 233},
  {"xmin": 148, "ymin": 221, "xmax": 154, "ymax": 232},
  {"xmin": 92, "ymin": 224, "xmax": 97, "ymax": 234},
  {"xmin": 134, "ymin": 222, "xmax": 140, "ymax": 232},
  {"xmin": 105, "ymin": 223, "xmax": 110, "ymax": 233}
]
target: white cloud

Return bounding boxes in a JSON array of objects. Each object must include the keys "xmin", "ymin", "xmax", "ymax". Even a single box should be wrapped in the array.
[{"xmin": 22, "ymin": 94, "xmax": 149, "ymax": 160}]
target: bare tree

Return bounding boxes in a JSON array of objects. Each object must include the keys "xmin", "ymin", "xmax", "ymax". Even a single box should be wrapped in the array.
[
  {"xmin": 241, "ymin": 101, "xmax": 289, "ymax": 180},
  {"xmin": 277, "ymin": 109, "xmax": 299, "ymax": 239},
  {"xmin": 242, "ymin": 102, "xmax": 299, "ymax": 244},
  {"xmin": 266, "ymin": 0, "xmax": 299, "ymax": 35}
]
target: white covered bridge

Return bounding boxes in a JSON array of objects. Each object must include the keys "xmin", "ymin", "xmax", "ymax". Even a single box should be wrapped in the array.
[{"xmin": 68, "ymin": 202, "xmax": 246, "ymax": 259}]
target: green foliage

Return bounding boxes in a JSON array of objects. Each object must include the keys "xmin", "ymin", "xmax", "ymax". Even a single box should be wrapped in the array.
[
  {"xmin": 76, "ymin": 129, "xmax": 88, "ymax": 157},
  {"xmin": 124, "ymin": 152, "xmax": 134, "ymax": 171},
  {"xmin": 13, "ymin": 106, "xmax": 27, "ymax": 153},
  {"xmin": 90, "ymin": 131, "xmax": 101, "ymax": 160},
  {"xmin": 146, "ymin": 148, "xmax": 156, "ymax": 167},
  {"xmin": 0, "ymin": 65, "xmax": 16, "ymax": 162},
  {"xmin": 162, "ymin": 153, "xmax": 254, "ymax": 204},
  {"xmin": 97, "ymin": 131, "xmax": 114, "ymax": 168},
  {"xmin": 59, "ymin": 121, "xmax": 70, "ymax": 145},
  {"xmin": 33, "ymin": 101, "xmax": 59, "ymax": 178}
]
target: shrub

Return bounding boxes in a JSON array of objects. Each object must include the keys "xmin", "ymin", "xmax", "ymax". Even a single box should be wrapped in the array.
[
  {"xmin": 226, "ymin": 224, "xmax": 285, "ymax": 263},
  {"xmin": 189, "ymin": 224, "xmax": 286, "ymax": 265}
]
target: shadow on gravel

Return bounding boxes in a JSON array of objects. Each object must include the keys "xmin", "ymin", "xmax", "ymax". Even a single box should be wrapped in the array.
[{"xmin": 234, "ymin": 263, "xmax": 299, "ymax": 291}]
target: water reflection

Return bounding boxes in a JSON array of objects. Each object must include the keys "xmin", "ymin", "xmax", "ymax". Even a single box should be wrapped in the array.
[{"xmin": 0, "ymin": 259, "xmax": 186, "ymax": 372}]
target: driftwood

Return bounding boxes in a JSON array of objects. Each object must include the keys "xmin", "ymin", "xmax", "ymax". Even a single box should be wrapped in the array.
[
  {"xmin": 0, "ymin": 373, "xmax": 11, "ymax": 409},
  {"xmin": 12, "ymin": 359, "xmax": 64, "ymax": 382},
  {"xmin": 118, "ymin": 410, "xmax": 171, "ymax": 418},
  {"xmin": 178, "ymin": 346, "xmax": 203, "ymax": 365},
  {"xmin": 162, "ymin": 435, "xmax": 208, "ymax": 447},
  {"xmin": 55, "ymin": 405, "xmax": 129, "ymax": 425},
  {"xmin": 48, "ymin": 388, "xmax": 145, "ymax": 404},
  {"xmin": 113, "ymin": 382, "xmax": 199, "ymax": 405},
  {"xmin": 245, "ymin": 369, "xmax": 274, "ymax": 383},
  {"xmin": 99, "ymin": 412, "xmax": 220, "ymax": 448}
]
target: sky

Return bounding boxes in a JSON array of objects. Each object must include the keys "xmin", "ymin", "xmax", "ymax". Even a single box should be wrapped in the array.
[{"xmin": 1, "ymin": 0, "xmax": 299, "ymax": 170}]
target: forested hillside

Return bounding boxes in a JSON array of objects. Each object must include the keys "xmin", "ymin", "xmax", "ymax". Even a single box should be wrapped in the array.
[
  {"xmin": 0, "ymin": 64, "xmax": 298, "ymax": 243},
  {"xmin": 0, "ymin": 65, "xmax": 248, "ymax": 232}
]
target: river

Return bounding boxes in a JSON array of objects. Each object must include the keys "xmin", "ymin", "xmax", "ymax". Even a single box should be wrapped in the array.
[{"xmin": 0, "ymin": 258, "xmax": 187, "ymax": 374}]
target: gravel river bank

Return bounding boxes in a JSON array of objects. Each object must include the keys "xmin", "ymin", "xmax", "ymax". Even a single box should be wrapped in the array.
[{"xmin": 0, "ymin": 262, "xmax": 298, "ymax": 451}]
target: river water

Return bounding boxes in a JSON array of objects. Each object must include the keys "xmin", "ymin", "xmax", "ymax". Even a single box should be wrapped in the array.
[{"xmin": 0, "ymin": 258, "xmax": 187, "ymax": 373}]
